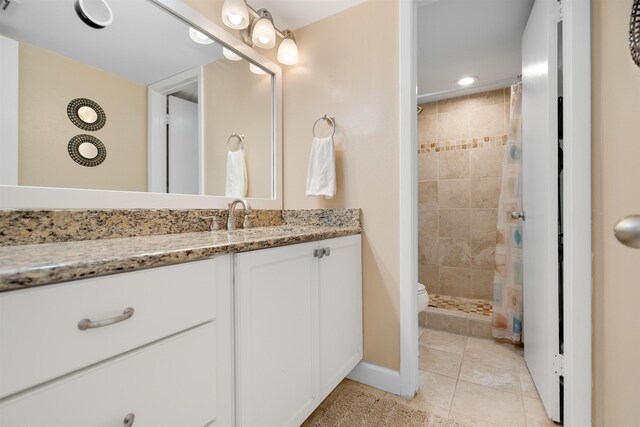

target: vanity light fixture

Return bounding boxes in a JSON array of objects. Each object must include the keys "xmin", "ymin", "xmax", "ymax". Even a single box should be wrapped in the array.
[
  {"xmin": 222, "ymin": 0, "xmax": 250, "ymax": 30},
  {"xmin": 221, "ymin": 1, "xmax": 299, "ymax": 65},
  {"xmin": 277, "ymin": 30, "xmax": 299, "ymax": 65},
  {"xmin": 223, "ymin": 47, "xmax": 243, "ymax": 61},
  {"xmin": 249, "ymin": 63, "xmax": 267, "ymax": 75},
  {"xmin": 189, "ymin": 27, "xmax": 214, "ymax": 45},
  {"xmin": 457, "ymin": 76, "xmax": 478, "ymax": 86},
  {"xmin": 251, "ymin": 9, "xmax": 276, "ymax": 49}
]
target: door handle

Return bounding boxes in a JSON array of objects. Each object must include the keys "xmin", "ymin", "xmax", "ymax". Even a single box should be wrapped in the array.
[
  {"xmin": 614, "ymin": 215, "xmax": 640, "ymax": 248},
  {"xmin": 511, "ymin": 211, "xmax": 526, "ymax": 221}
]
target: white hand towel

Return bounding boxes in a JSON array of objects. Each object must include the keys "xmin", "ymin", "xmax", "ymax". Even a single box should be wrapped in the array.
[
  {"xmin": 305, "ymin": 136, "xmax": 336, "ymax": 199},
  {"xmin": 225, "ymin": 148, "xmax": 247, "ymax": 198}
]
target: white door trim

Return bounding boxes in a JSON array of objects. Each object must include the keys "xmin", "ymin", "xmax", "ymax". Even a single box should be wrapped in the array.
[
  {"xmin": 560, "ymin": 0, "xmax": 592, "ymax": 425},
  {"xmin": 399, "ymin": 0, "xmax": 420, "ymax": 399},
  {"xmin": 0, "ymin": 35, "xmax": 19, "ymax": 186}
]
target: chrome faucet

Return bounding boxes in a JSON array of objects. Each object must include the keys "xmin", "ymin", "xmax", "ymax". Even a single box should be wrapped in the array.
[{"xmin": 227, "ymin": 199, "xmax": 252, "ymax": 231}]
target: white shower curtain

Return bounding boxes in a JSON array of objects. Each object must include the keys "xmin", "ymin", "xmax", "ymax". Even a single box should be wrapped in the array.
[{"xmin": 492, "ymin": 82, "xmax": 524, "ymax": 343}]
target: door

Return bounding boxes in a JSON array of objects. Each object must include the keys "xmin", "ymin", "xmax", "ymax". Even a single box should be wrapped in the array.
[
  {"xmin": 521, "ymin": 0, "xmax": 560, "ymax": 421},
  {"xmin": 235, "ymin": 242, "xmax": 319, "ymax": 427},
  {"xmin": 318, "ymin": 235, "xmax": 363, "ymax": 399},
  {"xmin": 167, "ymin": 95, "xmax": 199, "ymax": 194}
]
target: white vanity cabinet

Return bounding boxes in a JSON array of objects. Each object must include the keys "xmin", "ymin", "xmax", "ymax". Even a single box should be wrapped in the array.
[
  {"xmin": 235, "ymin": 235, "xmax": 362, "ymax": 427},
  {"xmin": 0, "ymin": 257, "xmax": 233, "ymax": 427}
]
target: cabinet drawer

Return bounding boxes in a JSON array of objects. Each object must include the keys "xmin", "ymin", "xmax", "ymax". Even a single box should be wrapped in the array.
[
  {"xmin": 0, "ymin": 259, "xmax": 216, "ymax": 398},
  {"xmin": 0, "ymin": 322, "xmax": 216, "ymax": 427}
]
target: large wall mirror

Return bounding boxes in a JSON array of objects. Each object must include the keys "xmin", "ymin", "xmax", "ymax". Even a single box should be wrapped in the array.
[{"xmin": 0, "ymin": 0, "xmax": 282, "ymax": 209}]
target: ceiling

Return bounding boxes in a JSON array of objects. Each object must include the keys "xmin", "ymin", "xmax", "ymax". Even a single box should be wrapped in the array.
[
  {"xmin": 249, "ymin": 0, "xmax": 367, "ymax": 30},
  {"xmin": 417, "ymin": 0, "xmax": 534, "ymax": 99},
  {"xmin": 0, "ymin": 0, "xmax": 224, "ymax": 85}
]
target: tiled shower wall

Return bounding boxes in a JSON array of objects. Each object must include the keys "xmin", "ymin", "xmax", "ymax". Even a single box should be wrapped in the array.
[{"xmin": 418, "ymin": 88, "xmax": 509, "ymax": 300}]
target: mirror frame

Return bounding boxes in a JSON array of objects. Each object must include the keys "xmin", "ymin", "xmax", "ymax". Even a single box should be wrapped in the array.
[{"xmin": 0, "ymin": 0, "xmax": 283, "ymax": 209}]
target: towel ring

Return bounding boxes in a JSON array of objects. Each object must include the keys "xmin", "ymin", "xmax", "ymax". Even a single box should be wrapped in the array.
[
  {"xmin": 312, "ymin": 114, "xmax": 336, "ymax": 138},
  {"xmin": 227, "ymin": 133, "xmax": 244, "ymax": 152}
]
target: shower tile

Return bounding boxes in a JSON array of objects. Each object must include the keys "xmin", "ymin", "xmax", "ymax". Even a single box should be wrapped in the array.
[
  {"xmin": 438, "ymin": 150, "xmax": 469, "ymax": 179},
  {"xmin": 419, "ymin": 263, "xmax": 440, "ymax": 294},
  {"xmin": 438, "ymin": 180, "xmax": 471, "ymax": 208},
  {"xmin": 470, "ymin": 178, "xmax": 502, "ymax": 208},
  {"xmin": 467, "ymin": 89, "xmax": 505, "ymax": 109},
  {"xmin": 470, "ymin": 269, "xmax": 495, "ymax": 300},
  {"xmin": 472, "ymin": 239, "xmax": 496, "ymax": 269},
  {"xmin": 425, "ymin": 311, "xmax": 469, "ymax": 336},
  {"xmin": 439, "ymin": 209, "xmax": 470, "ymax": 238},
  {"xmin": 423, "ymin": 102, "xmax": 438, "ymax": 115},
  {"xmin": 469, "ymin": 104, "xmax": 507, "ymax": 138},
  {"xmin": 450, "ymin": 381, "xmax": 525, "ymax": 427},
  {"xmin": 419, "ymin": 113, "xmax": 437, "ymax": 144},
  {"xmin": 438, "ymin": 96, "xmax": 469, "ymax": 113},
  {"xmin": 470, "ymin": 208, "xmax": 498, "ymax": 240},
  {"xmin": 469, "ymin": 146, "xmax": 505, "ymax": 178},
  {"xmin": 437, "ymin": 110, "xmax": 470, "ymax": 141},
  {"xmin": 419, "ymin": 152, "xmax": 438, "ymax": 182},
  {"xmin": 440, "ymin": 267, "xmax": 472, "ymax": 297},
  {"xmin": 438, "ymin": 238, "xmax": 471, "ymax": 268},
  {"xmin": 418, "ymin": 181, "xmax": 438, "ymax": 209},
  {"xmin": 419, "ymin": 209, "xmax": 439, "ymax": 239},
  {"xmin": 468, "ymin": 319, "xmax": 493, "ymax": 339},
  {"xmin": 419, "ymin": 237, "xmax": 439, "ymax": 265}
]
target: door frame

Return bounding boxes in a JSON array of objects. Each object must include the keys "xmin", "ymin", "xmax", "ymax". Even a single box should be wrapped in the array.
[
  {"xmin": 398, "ymin": 0, "xmax": 592, "ymax": 424},
  {"xmin": 147, "ymin": 66, "xmax": 204, "ymax": 194}
]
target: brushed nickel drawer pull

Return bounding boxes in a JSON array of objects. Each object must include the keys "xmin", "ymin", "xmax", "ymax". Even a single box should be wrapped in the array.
[
  {"xmin": 77, "ymin": 307, "xmax": 135, "ymax": 330},
  {"xmin": 123, "ymin": 413, "xmax": 135, "ymax": 426}
]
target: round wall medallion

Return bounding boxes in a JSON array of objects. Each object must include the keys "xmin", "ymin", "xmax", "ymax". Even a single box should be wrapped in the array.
[
  {"xmin": 68, "ymin": 135, "xmax": 107, "ymax": 167},
  {"xmin": 67, "ymin": 98, "xmax": 106, "ymax": 131},
  {"xmin": 630, "ymin": 0, "xmax": 640, "ymax": 67}
]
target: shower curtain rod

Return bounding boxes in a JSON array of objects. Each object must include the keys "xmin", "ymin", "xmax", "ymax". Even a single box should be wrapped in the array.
[{"xmin": 417, "ymin": 76, "xmax": 520, "ymax": 103}]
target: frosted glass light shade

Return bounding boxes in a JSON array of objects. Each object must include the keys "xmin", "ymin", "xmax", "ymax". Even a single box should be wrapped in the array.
[
  {"xmin": 222, "ymin": 0, "xmax": 249, "ymax": 30},
  {"xmin": 249, "ymin": 63, "xmax": 267, "ymax": 75},
  {"xmin": 277, "ymin": 38, "xmax": 298, "ymax": 65},
  {"xmin": 223, "ymin": 47, "xmax": 242, "ymax": 61},
  {"xmin": 251, "ymin": 17, "xmax": 276, "ymax": 49},
  {"xmin": 189, "ymin": 28, "xmax": 214, "ymax": 45}
]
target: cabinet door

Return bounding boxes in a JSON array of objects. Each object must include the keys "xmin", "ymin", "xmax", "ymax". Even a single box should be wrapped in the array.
[
  {"xmin": 235, "ymin": 242, "xmax": 319, "ymax": 427},
  {"xmin": 318, "ymin": 235, "xmax": 363, "ymax": 399}
]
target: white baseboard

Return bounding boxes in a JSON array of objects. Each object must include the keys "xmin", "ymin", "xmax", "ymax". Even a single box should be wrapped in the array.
[{"xmin": 347, "ymin": 361, "xmax": 401, "ymax": 396}]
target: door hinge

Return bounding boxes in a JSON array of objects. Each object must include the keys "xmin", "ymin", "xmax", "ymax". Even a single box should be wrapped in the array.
[
  {"xmin": 556, "ymin": 0, "xmax": 563, "ymax": 22},
  {"xmin": 165, "ymin": 114, "xmax": 170, "ymax": 125},
  {"xmin": 552, "ymin": 353, "xmax": 565, "ymax": 376}
]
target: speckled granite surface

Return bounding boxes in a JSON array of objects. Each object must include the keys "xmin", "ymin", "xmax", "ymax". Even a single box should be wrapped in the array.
[
  {"xmin": 0, "ymin": 209, "xmax": 284, "ymax": 246},
  {"xmin": 283, "ymin": 209, "xmax": 361, "ymax": 227},
  {"xmin": 0, "ymin": 225, "xmax": 361, "ymax": 292}
]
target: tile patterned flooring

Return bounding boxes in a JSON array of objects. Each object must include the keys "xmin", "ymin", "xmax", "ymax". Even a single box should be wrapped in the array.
[
  {"xmin": 429, "ymin": 294, "xmax": 493, "ymax": 317},
  {"xmin": 304, "ymin": 328, "xmax": 556, "ymax": 427}
]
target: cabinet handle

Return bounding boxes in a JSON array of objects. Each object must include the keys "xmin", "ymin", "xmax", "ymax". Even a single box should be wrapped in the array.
[
  {"xmin": 313, "ymin": 249, "xmax": 324, "ymax": 259},
  {"xmin": 78, "ymin": 307, "xmax": 135, "ymax": 331},
  {"xmin": 123, "ymin": 413, "xmax": 135, "ymax": 426},
  {"xmin": 323, "ymin": 247, "xmax": 331, "ymax": 257}
]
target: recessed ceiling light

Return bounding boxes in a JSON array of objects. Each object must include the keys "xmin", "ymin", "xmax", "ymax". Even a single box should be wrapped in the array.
[
  {"xmin": 223, "ymin": 47, "xmax": 243, "ymax": 61},
  {"xmin": 457, "ymin": 76, "xmax": 477, "ymax": 86},
  {"xmin": 75, "ymin": 0, "xmax": 113, "ymax": 29},
  {"xmin": 189, "ymin": 28, "xmax": 214, "ymax": 45}
]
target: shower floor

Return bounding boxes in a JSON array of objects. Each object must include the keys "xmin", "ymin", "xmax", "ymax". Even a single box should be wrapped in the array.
[
  {"xmin": 421, "ymin": 294, "xmax": 493, "ymax": 338},
  {"xmin": 428, "ymin": 294, "xmax": 492, "ymax": 317}
]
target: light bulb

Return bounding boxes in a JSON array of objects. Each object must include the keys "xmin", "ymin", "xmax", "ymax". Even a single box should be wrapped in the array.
[
  {"xmin": 251, "ymin": 12, "xmax": 276, "ymax": 49},
  {"xmin": 457, "ymin": 76, "xmax": 477, "ymax": 86},
  {"xmin": 277, "ymin": 34, "xmax": 298, "ymax": 65},
  {"xmin": 250, "ymin": 64, "xmax": 267, "ymax": 75},
  {"xmin": 189, "ymin": 28, "xmax": 214, "ymax": 45},
  {"xmin": 223, "ymin": 47, "xmax": 242, "ymax": 61},
  {"xmin": 222, "ymin": 0, "xmax": 249, "ymax": 30}
]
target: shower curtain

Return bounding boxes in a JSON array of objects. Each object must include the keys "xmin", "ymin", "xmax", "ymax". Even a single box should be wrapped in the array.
[{"xmin": 492, "ymin": 82, "xmax": 524, "ymax": 343}]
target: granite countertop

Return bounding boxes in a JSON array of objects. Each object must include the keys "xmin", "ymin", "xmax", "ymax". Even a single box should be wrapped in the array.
[{"xmin": 0, "ymin": 225, "xmax": 361, "ymax": 292}]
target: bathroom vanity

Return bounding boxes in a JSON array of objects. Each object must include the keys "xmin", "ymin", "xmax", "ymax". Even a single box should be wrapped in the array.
[{"xmin": 0, "ymin": 224, "xmax": 362, "ymax": 427}]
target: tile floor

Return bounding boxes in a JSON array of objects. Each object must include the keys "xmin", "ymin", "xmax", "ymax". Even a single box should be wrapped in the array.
[{"xmin": 304, "ymin": 328, "xmax": 557, "ymax": 427}]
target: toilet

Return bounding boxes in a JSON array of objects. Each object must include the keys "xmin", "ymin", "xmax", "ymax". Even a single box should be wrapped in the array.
[{"xmin": 418, "ymin": 283, "xmax": 429, "ymax": 312}]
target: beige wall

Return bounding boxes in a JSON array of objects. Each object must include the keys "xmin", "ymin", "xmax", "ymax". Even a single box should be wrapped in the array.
[
  {"xmin": 418, "ymin": 89, "xmax": 509, "ymax": 301},
  {"xmin": 18, "ymin": 43, "xmax": 147, "ymax": 192},
  {"xmin": 202, "ymin": 59, "xmax": 272, "ymax": 198},
  {"xmin": 592, "ymin": 0, "xmax": 640, "ymax": 424},
  {"xmin": 282, "ymin": 0, "xmax": 400, "ymax": 370}
]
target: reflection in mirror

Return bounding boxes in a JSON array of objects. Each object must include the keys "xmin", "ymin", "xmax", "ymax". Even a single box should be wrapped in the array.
[{"xmin": 0, "ymin": 0, "xmax": 274, "ymax": 199}]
